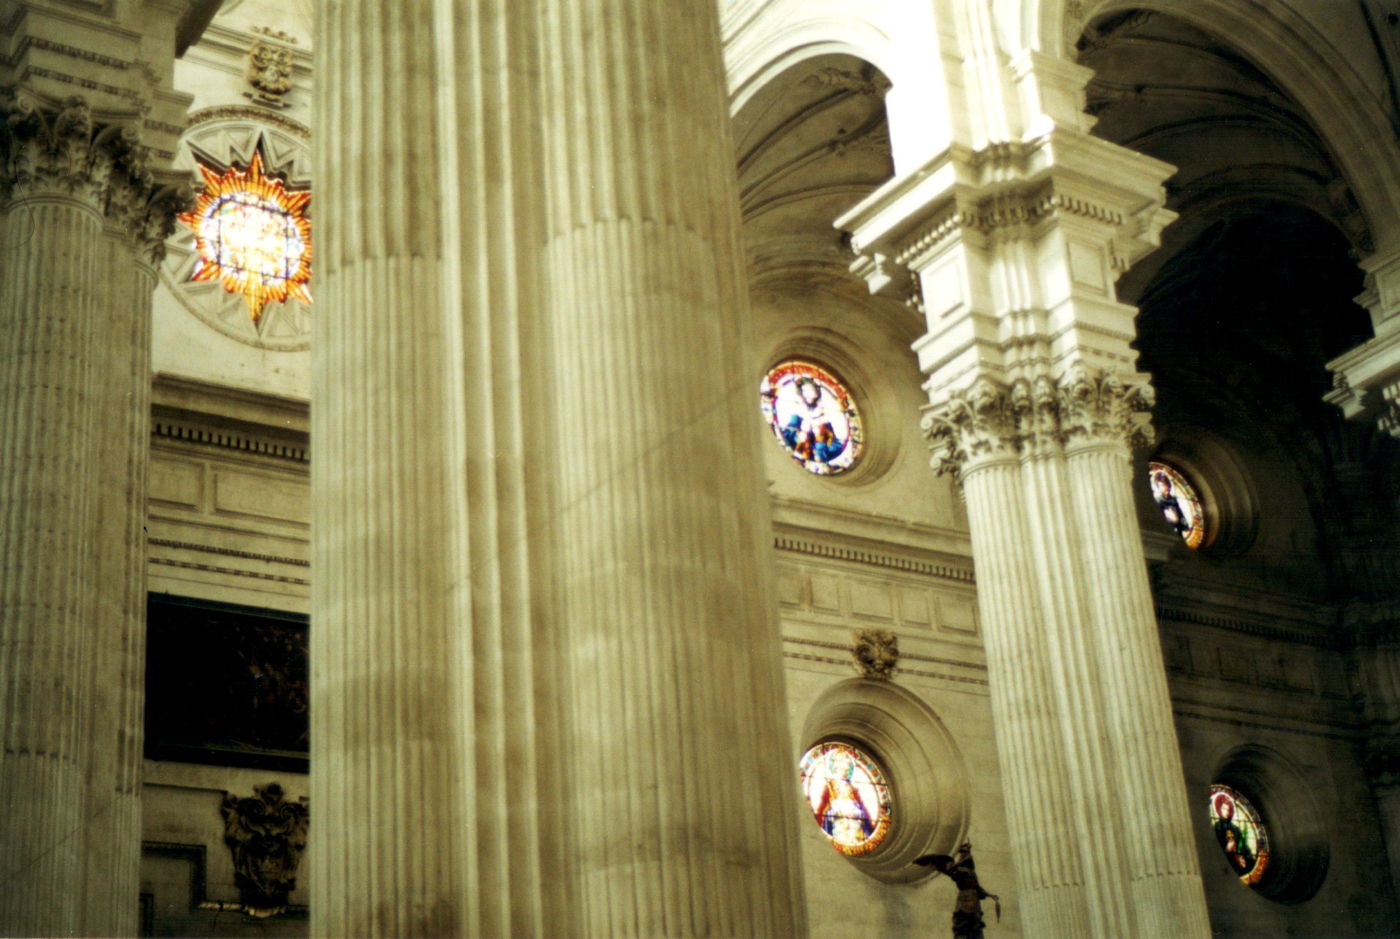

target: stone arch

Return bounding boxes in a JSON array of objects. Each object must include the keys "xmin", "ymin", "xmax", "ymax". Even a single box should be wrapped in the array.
[{"xmin": 1038, "ymin": 0, "xmax": 1400, "ymax": 255}]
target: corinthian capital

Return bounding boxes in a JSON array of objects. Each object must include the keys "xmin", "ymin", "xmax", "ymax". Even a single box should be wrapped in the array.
[
  {"xmin": 1057, "ymin": 364, "xmax": 1155, "ymax": 450},
  {"xmin": 921, "ymin": 377, "xmax": 1019, "ymax": 477},
  {"xmin": 2, "ymin": 93, "xmax": 148, "ymax": 213}
]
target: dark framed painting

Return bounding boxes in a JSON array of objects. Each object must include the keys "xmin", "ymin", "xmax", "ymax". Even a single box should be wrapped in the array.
[{"xmin": 145, "ymin": 594, "xmax": 309, "ymax": 771}]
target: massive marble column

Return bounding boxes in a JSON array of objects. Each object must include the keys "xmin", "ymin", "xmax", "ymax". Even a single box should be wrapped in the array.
[
  {"xmin": 0, "ymin": 89, "xmax": 187, "ymax": 936},
  {"xmin": 537, "ymin": 0, "xmax": 805, "ymax": 934},
  {"xmin": 841, "ymin": 51, "xmax": 1210, "ymax": 939}
]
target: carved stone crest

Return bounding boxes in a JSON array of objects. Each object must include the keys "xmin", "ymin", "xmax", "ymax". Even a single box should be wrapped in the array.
[
  {"xmin": 853, "ymin": 629, "xmax": 899, "ymax": 680},
  {"xmin": 246, "ymin": 40, "xmax": 294, "ymax": 107},
  {"xmin": 219, "ymin": 783, "xmax": 308, "ymax": 917}
]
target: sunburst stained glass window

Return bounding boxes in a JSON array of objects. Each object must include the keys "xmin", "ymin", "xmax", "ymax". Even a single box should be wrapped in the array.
[
  {"xmin": 760, "ymin": 361, "xmax": 863, "ymax": 476},
  {"xmin": 799, "ymin": 741, "xmax": 893, "ymax": 856},
  {"xmin": 1148, "ymin": 461, "xmax": 1205, "ymax": 549},
  {"xmin": 178, "ymin": 152, "xmax": 311, "ymax": 324},
  {"xmin": 1209, "ymin": 784, "xmax": 1270, "ymax": 886}
]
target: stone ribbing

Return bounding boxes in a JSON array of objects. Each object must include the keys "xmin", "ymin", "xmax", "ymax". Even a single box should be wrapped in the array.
[
  {"xmin": 0, "ymin": 193, "xmax": 100, "ymax": 939},
  {"xmin": 311, "ymin": 4, "xmax": 464, "ymax": 936},
  {"xmin": 961, "ymin": 458, "xmax": 1091, "ymax": 935},
  {"xmin": 1067, "ymin": 441, "xmax": 1212, "ymax": 934},
  {"xmin": 538, "ymin": 0, "xmax": 805, "ymax": 934}
]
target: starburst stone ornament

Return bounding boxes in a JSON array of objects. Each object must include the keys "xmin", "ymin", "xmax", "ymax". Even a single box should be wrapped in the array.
[{"xmin": 179, "ymin": 152, "xmax": 311, "ymax": 323}]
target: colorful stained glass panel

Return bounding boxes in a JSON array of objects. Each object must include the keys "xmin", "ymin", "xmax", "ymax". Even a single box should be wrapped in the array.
[
  {"xmin": 179, "ymin": 152, "xmax": 312, "ymax": 324},
  {"xmin": 1208, "ymin": 784, "xmax": 1270, "ymax": 885},
  {"xmin": 761, "ymin": 361, "xmax": 863, "ymax": 476},
  {"xmin": 799, "ymin": 741, "xmax": 893, "ymax": 856},
  {"xmin": 1149, "ymin": 461, "xmax": 1205, "ymax": 549}
]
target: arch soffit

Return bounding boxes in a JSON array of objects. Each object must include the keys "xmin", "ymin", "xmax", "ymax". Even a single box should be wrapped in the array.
[
  {"xmin": 1034, "ymin": 0, "xmax": 1400, "ymax": 254},
  {"xmin": 727, "ymin": 19, "xmax": 901, "ymax": 116}
]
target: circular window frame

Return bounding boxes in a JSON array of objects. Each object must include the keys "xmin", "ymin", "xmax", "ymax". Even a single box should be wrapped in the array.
[
  {"xmin": 760, "ymin": 331, "xmax": 897, "ymax": 486},
  {"xmin": 1149, "ymin": 428, "xmax": 1259, "ymax": 555},
  {"xmin": 799, "ymin": 678, "xmax": 969, "ymax": 883},
  {"xmin": 1209, "ymin": 745, "xmax": 1329, "ymax": 903}
]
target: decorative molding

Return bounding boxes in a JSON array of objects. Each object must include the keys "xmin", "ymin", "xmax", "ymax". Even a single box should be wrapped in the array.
[
  {"xmin": 149, "ymin": 537, "xmax": 308, "ymax": 568},
  {"xmin": 1157, "ymin": 604, "xmax": 1336, "ymax": 648},
  {"xmin": 251, "ymin": 26, "xmax": 300, "ymax": 45},
  {"xmin": 773, "ymin": 534, "xmax": 975, "ymax": 583},
  {"xmin": 153, "ymin": 419, "xmax": 309, "ymax": 463},
  {"xmin": 1172, "ymin": 706, "xmax": 1356, "ymax": 741},
  {"xmin": 785, "ymin": 635, "xmax": 988, "ymax": 672},
  {"xmin": 13, "ymin": 36, "xmax": 131, "ymax": 71},
  {"xmin": 150, "ymin": 557, "xmax": 310, "ymax": 586},
  {"xmin": 185, "ymin": 106, "xmax": 311, "ymax": 140},
  {"xmin": 801, "ymin": 66, "xmax": 891, "ymax": 97},
  {"xmin": 852, "ymin": 629, "xmax": 898, "ymax": 680}
]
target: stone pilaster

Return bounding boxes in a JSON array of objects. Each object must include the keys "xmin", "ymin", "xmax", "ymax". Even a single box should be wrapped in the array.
[
  {"xmin": 1327, "ymin": 249, "xmax": 1400, "ymax": 437},
  {"xmin": 842, "ymin": 52, "xmax": 1209, "ymax": 937},
  {"xmin": 0, "ymin": 89, "xmax": 185, "ymax": 938},
  {"xmin": 537, "ymin": 0, "xmax": 805, "ymax": 934}
]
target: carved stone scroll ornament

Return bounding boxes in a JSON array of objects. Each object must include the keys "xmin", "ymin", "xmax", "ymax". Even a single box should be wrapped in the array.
[
  {"xmin": 217, "ymin": 783, "xmax": 308, "ymax": 918},
  {"xmin": 246, "ymin": 40, "xmax": 295, "ymax": 106},
  {"xmin": 853, "ymin": 628, "xmax": 899, "ymax": 680}
]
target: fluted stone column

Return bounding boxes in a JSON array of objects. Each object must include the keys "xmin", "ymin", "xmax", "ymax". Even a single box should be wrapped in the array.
[
  {"xmin": 842, "ymin": 51, "xmax": 1211, "ymax": 937},
  {"xmin": 0, "ymin": 92, "xmax": 182, "ymax": 938},
  {"xmin": 951, "ymin": 436, "xmax": 1092, "ymax": 933},
  {"xmin": 538, "ymin": 0, "xmax": 805, "ymax": 934},
  {"xmin": 311, "ymin": 4, "xmax": 467, "ymax": 936}
]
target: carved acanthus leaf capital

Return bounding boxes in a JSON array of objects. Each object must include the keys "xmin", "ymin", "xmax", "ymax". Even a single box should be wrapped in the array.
[
  {"xmin": 923, "ymin": 365, "xmax": 1155, "ymax": 477},
  {"xmin": 921, "ymin": 377, "xmax": 1019, "ymax": 477},
  {"xmin": 1058, "ymin": 364, "xmax": 1155, "ymax": 449},
  {"xmin": 3, "ymin": 91, "xmax": 191, "ymax": 261}
]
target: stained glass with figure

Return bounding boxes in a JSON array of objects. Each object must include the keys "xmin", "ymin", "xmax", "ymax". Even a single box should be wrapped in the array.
[
  {"xmin": 799, "ymin": 741, "xmax": 892, "ymax": 856},
  {"xmin": 179, "ymin": 151, "xmax": 312, "ymax": 324},
  {"xmin": 761, "ymin": 361, "xmax": 862, "ymax": 475},
  {"xmin": 1208, "ymin": 784, "xmax": 1270, "ymax": 885},
  {"xmin": 1148, "ymin": 461, "xmax": 1205, "ymax": 548}
]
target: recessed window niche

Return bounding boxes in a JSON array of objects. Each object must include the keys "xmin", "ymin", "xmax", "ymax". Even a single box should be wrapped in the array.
[
  {"xmin": 1148, "ymin": 429, "xmax": 1258, "ymax": 554},
  {"xmin": 798, "ymin": 679, "xmax": 969, "ymax": 883},
  {"xmin": 1209, "ymin": 745, "xmax": 1329, "ymax": 903}
]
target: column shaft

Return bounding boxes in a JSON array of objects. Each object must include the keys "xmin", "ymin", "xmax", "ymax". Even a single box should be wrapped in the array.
[
  {"xmin": 962, "ymin": 458, "xmax": 1092, "ymax": 934},
  {"xmin": 1067, "ymin": 441, "xmax": 1212, "ymax": 933},
  {"xmin": 538, "ymin": 0, "xmax": 804, "ymax": 934},
  {"xmin": 433, "ymin": 0, "xmax": 573, "ymax": 934},
  {"xmin": 0, "ymin": 196, "xmax": 102, "ymax": 937},
  {"xmin": 311, "ymin": 4, "xmax": 464, "ymax": 935},
  {"xmin": 1019, "ymin": 451, "xmax": 1136, "ymax": 935}
]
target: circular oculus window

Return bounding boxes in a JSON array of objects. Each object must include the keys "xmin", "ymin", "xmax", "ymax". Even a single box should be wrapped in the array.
[
  {"xmin": 798, "ymin": 741, "xmax": 893, "ymax": 857},
  {"xmin": 1209, "ymin": 783, "xmax": 1271, "ymax": 887},
  {"xmin": 1148, "ymin": 461, "xmax": 1206, "ymax": 549},
  {"xmin": 760, "ymin": 360, "xmax": 863, "ymax": 476}
]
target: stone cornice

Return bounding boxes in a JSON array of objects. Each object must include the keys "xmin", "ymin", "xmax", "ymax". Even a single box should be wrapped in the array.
[{"xmin": 836, "ymin": 131, "xmax": 1176, "ymax": 275}]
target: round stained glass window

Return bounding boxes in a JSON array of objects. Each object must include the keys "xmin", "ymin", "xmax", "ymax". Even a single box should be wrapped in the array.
[
  {"xmin": 1209, "ymin": 784, "xmax": 1270, "ymax": 886},
  {"xmin": 760, "ymin": 361, "xmax": 863, "ymax": 476},
  {"xmin": 799, "ymin": 741, "xmax": 892, "ymax": 856},
  {"xmin": 1148, "ymin": 461, "xmax": 1205, "ymax": 549}
]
